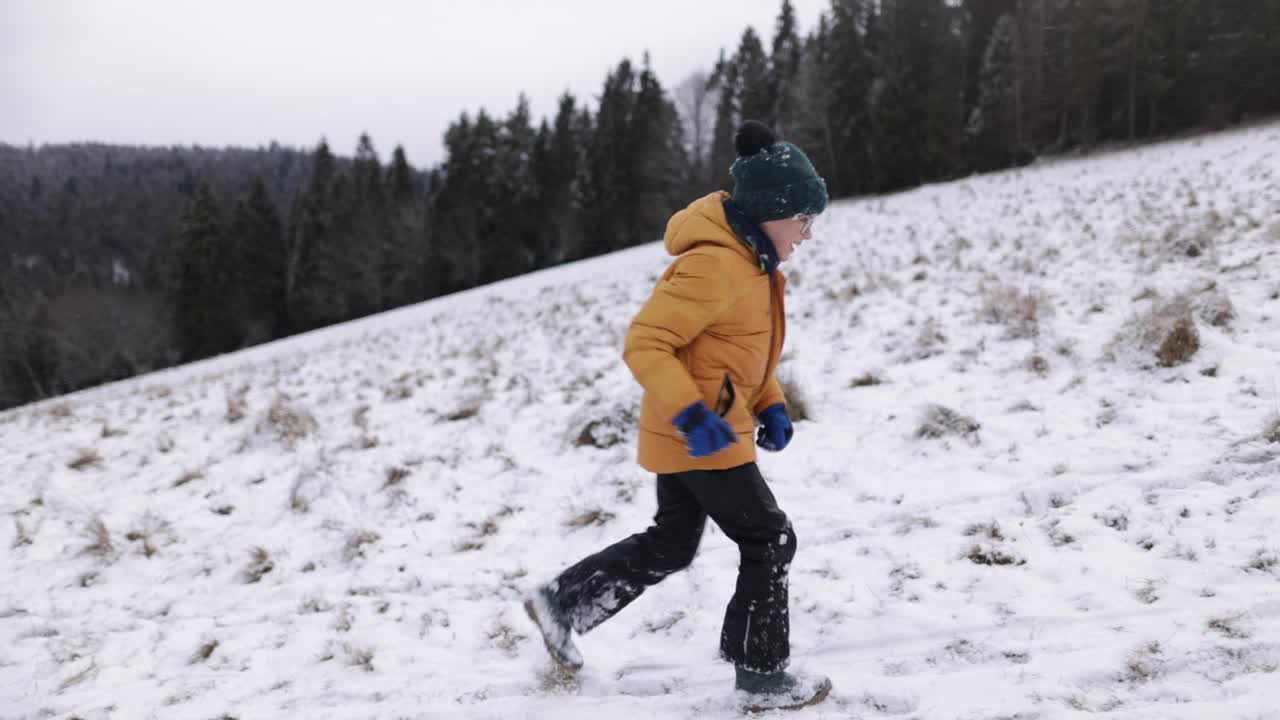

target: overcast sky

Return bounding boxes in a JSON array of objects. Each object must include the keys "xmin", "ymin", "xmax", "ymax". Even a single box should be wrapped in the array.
[{"xmin": 2, "ymin": 0, "xmax": 828, "ymax": 167}]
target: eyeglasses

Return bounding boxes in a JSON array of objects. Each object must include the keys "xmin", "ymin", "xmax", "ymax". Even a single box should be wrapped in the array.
[{"xmin": 797, "ymin": 214, "xmax": 816, "ymax": 235}]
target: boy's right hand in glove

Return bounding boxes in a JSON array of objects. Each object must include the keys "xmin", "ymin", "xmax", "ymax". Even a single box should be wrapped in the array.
[{"xmin": 673, "ymin": 401, "xmax": 738, "ymax": 458}]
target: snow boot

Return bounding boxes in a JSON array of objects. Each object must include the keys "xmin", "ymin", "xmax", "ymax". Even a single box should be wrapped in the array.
[
  {"xmin": 735, "ymin": 666, "xmax": 832, "ymax": 713},
  {"xmin": 523, "ymin": 584, "xmax": 583, "ymax": 672}
]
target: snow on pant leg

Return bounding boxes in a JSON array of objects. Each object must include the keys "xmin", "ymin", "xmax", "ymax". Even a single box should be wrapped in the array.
[
  {"xmin": 677, "ymin": 463, "xmax": 795, "ymax": 673},
  {"xmin": 551, "ymin": 473, "xmax": 707, "ymax": 634}
]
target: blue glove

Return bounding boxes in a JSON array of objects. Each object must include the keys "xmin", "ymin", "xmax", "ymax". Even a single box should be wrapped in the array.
[
  {"xmin": 755, "ymin": 403, "xmax": 793, "ymax": 452},
  {"xmin": 673, "ymin": 401, "xmax": 738, "ymax": 458}
]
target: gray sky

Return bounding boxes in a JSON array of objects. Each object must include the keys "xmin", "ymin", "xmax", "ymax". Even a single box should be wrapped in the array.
[{"xmin": 2, "ymin": 0, "xmax": 828, "ymax": 167}]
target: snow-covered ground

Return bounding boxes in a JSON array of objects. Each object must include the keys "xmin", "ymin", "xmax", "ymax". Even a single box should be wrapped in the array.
[{"xmin": 3, "ymin": 123, "xmax": 1280, "ymax": 720}]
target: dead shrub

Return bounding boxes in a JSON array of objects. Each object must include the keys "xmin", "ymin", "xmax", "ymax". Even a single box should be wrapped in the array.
[{"xmin": 916, "ymin": 404, "xmax": 981, "ymax": 444}]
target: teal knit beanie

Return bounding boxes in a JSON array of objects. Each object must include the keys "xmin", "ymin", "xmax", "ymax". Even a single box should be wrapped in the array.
[{"xmin": 729, "ymin": 120, "xmax": 828, "ymax": 225}]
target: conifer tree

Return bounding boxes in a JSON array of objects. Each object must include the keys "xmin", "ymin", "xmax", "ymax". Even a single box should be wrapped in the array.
[
  {"xmin": 174, "ymin": 183, "xmax": 235, "ymax": 360},
  {"xmin": 226, "ymin": 176, "xmax": 285, "ymax": 343}
]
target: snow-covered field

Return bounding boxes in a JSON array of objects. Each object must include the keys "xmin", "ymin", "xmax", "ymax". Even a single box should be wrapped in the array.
[{"xmin": 3, "ymin": 123, "xmax": 1280, "ymax": 720}]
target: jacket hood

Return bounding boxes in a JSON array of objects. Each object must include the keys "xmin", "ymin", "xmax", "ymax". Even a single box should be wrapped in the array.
[{"xmin": 663, "ymin": 191, "xmax": 759, "ymax": 267}]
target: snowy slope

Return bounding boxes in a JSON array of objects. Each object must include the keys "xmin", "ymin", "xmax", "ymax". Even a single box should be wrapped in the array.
[{"xmin": 3, "ymin": 123, "xmax": 1280, "ymax": 720}]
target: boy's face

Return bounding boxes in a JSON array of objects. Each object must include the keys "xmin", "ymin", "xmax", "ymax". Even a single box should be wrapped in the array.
[{"xmin": 762, "ymin": 214, "xmax": 816, "ymax": 263}]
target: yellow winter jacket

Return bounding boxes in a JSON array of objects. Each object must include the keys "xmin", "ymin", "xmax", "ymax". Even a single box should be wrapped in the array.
[{"xmin": 624, "ymin": 191, "xmax": 787, "ymax": 474}]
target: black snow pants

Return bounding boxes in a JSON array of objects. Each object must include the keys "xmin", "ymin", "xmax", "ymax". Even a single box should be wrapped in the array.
[{"xmin": 549, "ymin": 462, "xmax": 796, "ymax": 673}]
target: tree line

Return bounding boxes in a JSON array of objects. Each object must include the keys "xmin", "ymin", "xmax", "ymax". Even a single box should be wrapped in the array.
[{"xmin": 2, "ymin": 0, "xmax": 1277, "ymax": 411}]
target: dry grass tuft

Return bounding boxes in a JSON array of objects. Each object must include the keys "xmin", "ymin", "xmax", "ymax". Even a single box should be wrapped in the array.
[
  {"xmin": 980, "ymin": 285, "xmax": 1045, "ymax": 339},
  {"xmin": 344, "ymin": 643, "xmax": 375, "ymax": 672},
  {"xmin": 191, "ymin": 639, "xmax": 219, "ymax": 664},
  {"xmin": 778, "ymin": 374, "xmax": 811, "ymax": 422},
  {"xmin": 1263, "ymin": 414, "xmax": 1280, "ymax": 444},
  {"xmin": 82, "ymin": 516, "xmax": 115, "ymax": 559},
  {"xmin": 344, "ymin": 530, "xmax": 381, "ymax": 561},
  {"xmin": 1208, "ymin": 614, "xmax": 1251, "ymax": 640},
  {"xmin": 384, "ymin": 466, "xmax": 411, "ymax": 487},
  {"xmin": 225, "ymin": 393, "xmax": 248, "ymax": 424},
  {"xmin": 242, "ymin": 546, "xmax": 275, "ymax": 584},
  {"xmin": 267, "ymin": 397, "xmax": 317, "ymax": 448},
  {"xmin": 12, "ymin": 519, "xmax": 34, "ymax": 549},
  {"xmin": 444, "ymin": 403, "xmax": 482, "ymax": 422},
  {"xmin": 965, "ymin": 544, "xmax": 1023, "ymax": 566},
  {"xmin": 573, "ymin": 401, "xmax": 638, "ymax": 449},
  {"xmin": 850, "ymin": 372, "xmax": 883, "ymax": 388},
  {"xmin": 1246, "ymin": 549, "xmax": 1278, "ymax": 573},
  {"xmin": 1120, "ymin": 641, "xmax": 1165, "ymax": 684},
  {"xmin": 963, "ymin": 521, "xmax": 1005, "ymax": 541},
  {"xmin": 100, "ymin": 423, "xmax": 127, "ymax": 438},
  {"xmin": 565, "ymin": 508, "xmax": 617, "ymax": 529},
  {"xmin": 916, "ymin": 404, "xmax": 981, "ymax": 444},
  {"xmin": 486, "ymin": 621, "xmax": 527, "ymax": 655},
  {"xmin": 68, "ymin": 448, "xmax": 102, "ymax": 471},
  {"xmin": 1129, "ymin": 297, "xmax": 1200, "ymax": 367}
]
